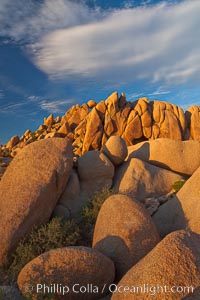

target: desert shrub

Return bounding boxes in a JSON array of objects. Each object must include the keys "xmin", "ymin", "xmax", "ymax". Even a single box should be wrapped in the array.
[
  {"xmin": 80, "ymin": 187, "xmax": 113, "ymax": 245},
  {"xmin": 8, "ymin": 218, "xmax": 80, "ymax": 281},
  {"xmin": 172, "ymin": 180, "xmax": 186, "ymax": 192},
  {"xmin": 6, "ymin": 188, "xmax": 113, "ymax": 282}
]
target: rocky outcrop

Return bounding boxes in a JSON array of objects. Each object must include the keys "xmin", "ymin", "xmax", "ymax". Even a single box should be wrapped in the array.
[
  {"xmin": 0, "ymin": 138, "xmax": 73, "ymax": 266},
  {"xmin": 112, "ymin": 230, "xmax": 200, "ymax": 300},
  {"xmin": 17, "ymin": 246, "xmax": 115, "ymax": 300},
  {"xmin": 2, "ymin": 91, "xmax": 200, "ymax": 158},
  {"xmin": 92, "ymin": 194, "xmax": 160, "ymax": 280}
]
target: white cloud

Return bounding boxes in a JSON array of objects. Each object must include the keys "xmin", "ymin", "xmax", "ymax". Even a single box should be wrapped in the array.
[
  {"xmin": 0, "ymin": 102, "xmax": 27, "ymax": 113},
  {"xmin": 29, "ymin": 0, "xmax": 200, "ymax": 87},
  {"xmin": 149, "ymin": 88, "xmax": 171, "ymax": 96},
  {"xmin": 40, "ymin": 99, "xmax": 75, "ymax": 113},
  {"xmin": 1, "ymin": 0, "xmax": 200, "ymax": 89},
  {"xmin": 0, "ymin": 0, "xmax": 100, "ymax": 42}
]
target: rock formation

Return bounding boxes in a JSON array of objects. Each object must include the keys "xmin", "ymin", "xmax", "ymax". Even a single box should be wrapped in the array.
[
  {"xmin": 1, "ymin": 91, "xmax": 200, "ymax": 158},
  {"xmin": 0, "ymin": 91, "xmax": 200, "ymax": 299}
]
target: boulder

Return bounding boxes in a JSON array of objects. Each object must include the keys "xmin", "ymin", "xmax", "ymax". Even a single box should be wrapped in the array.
[
  {"xmin": 87, "ymin": 100, "xmax": 97, "ymax": 108},
  {"xmin": 6, "ymin": 135, "xmax": 20, "ymax": 149},
  {"xmin": 44, "ymin": 113, "xmax": 54, "ymax": 127},
  {"xmin": 44, "ymin": 132, "xmax": 63, "ymax": 139},
  {"xmin": 77, "ymin": 151, "xmax": 115, "ymax": 211},
  {"xmin": 17, "ymin": 246, "xmax": 115, "ymax": 300},
  {"xmin": 122, "ymin": 110, "xmax": 143, "ymax": 145},
  {"xmin": 65, "ymin": 104, "xmax": 89, "ymax": 131},
  {"xmin": 112, "ymin": 230, "xmax": 200, "ymax": 300},
  {"xmin": 58, "ymin": 123, "xmax": 70, "ymax": 135},
  {"xmin": 56, "ymin": 169, "xmax": 81, "ymax": 219},
  {"xmin": 128, "ymin": 138, "xmax": 200, "ymax": 176},
  {"xmin": 93, "ymin": 194, "xmax": 160, "ymax": 280},
  {"xmin": 78, "ymin": 150, "xmax": 114, "ymax": 182},
  {"xmin": 113, "ymin": 158, "xmax": 184, "ymax": 202},
  {"xmin": 102, "ymin": 136, "xmax": 128, "ymax": 166},
  {"xmin": 186, "ymin": 106, "xmax": 200, "ymax": 140},
  {"xmin": 153, "ymin": 164, "xmax": 200, "ymax": 237},
  {"xmin": 82, "ymin": 108, "xmax": 103, "ymax": 154},
  {"xmin": 0, "ymin": 138, "xmax": 73, "ymax": 266},
  {"xmin": 52, "ymin": 204, "xmax": 71, "ymax": 220}
]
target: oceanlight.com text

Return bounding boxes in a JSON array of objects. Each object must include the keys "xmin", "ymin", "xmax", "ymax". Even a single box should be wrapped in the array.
[{"xmin": 23, "ymin": 283, "xmax": 194, "ymax": 296}]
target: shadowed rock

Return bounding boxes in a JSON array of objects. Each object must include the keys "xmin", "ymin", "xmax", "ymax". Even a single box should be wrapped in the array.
[
  {"xmin": 153, "ymin": 164, "xmax": 200, "ymax": 237},
  {"xmin": 93, "ymin": 194, "xmax": 160, "ymax": 280}
]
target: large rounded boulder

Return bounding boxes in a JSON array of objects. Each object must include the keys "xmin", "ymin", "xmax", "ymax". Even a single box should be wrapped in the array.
[
  {"xmin": 113, "ymin": 158, "xmax": 184, "ymax": 201},
  {"xmin": 92, "ymin": 194, "xmax": 160, "ymax": 280},
  {"xmin": 17, "ymin": 246, "xmax": 115, "ymax": 300},
  {"xmin": 0, "ymin": 138, "xmax": 73, "ymax": 266},
  {"xmin": 112, "ymin": 230, "xmax": 200, "ymax": 300}
]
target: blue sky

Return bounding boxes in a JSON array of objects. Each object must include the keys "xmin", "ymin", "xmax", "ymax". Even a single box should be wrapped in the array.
[{"xmin": 0, "ymin": 0, "xmax": 200, "ymax": 144}]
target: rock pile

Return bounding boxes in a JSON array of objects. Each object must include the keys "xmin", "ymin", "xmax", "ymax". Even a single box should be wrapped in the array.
[
  {"xmin": 1, "ymin": 91, "xmax": 200, "ymax": 159},
  {"xmin": 0, "ymin": 134, "xmax": 200, "ymax": 299}
]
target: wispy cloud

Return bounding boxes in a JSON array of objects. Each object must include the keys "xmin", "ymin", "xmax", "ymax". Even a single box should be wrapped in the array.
[
  {"xmin": 0, "ymin": 101, "xmax": 27, "ymax": 113},
  {"xmin": 1, "ymin": 0, "xmax": 200, "ymax": 92},
  {"xmin": 28, "ymin": 0, "xmax": 200, "ymax": 88},
  {"xmin": 125, "ymin": 92, "xmax": 144, "ymax": 99},
  {"xmin": 40, "ymin": 99, "xmax": 75, "ymax": 113},
  {"xmin": 149, "ymin": 88, "xmax": 171, "ymax": 96}
]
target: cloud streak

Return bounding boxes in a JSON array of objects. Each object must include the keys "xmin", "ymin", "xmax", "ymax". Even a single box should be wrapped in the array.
[{"xmin": 40, "ymin": 99, "xmax": 75, "ymax": 113}]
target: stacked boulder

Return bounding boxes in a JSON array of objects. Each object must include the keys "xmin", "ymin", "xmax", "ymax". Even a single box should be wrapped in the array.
[{"xmin": 1, "ymin": 91, "xmax": 200, "ymax": 158}]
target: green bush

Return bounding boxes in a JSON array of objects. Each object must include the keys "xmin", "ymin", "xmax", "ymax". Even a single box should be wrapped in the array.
[
  {"xmin": 172, "ymin": 180, "xmax": 186, "ymax": 192},
  {"xmin": 8, "ymin": 218, "xmax": 80, "ymax": 281},
  {"xmin": 5, "ymin": 188, "xmax": 112, "ymax": 283},
  {"xmin": 80, "ymin": 187, "xmax": 113, "ymax": 245}
]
